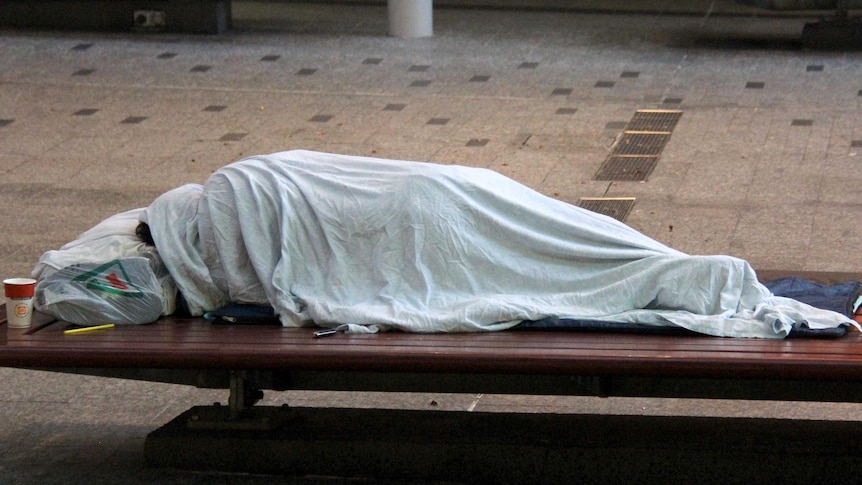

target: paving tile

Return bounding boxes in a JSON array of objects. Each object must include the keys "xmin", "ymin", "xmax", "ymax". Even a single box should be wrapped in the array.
[
  {"xmin": 72, "ymin": 108, "xmax": 99, "ymax": 116},
  {"xmin": 219, "ymin": 132, "xmax": 248, "ymax": 141},
  {"xmin": 120, "ymin": 116, "xmax": 147, "ymax": 124},
  {"xmin": 731, "ymin": 205, "xmax": 815, "ymax": 270}
]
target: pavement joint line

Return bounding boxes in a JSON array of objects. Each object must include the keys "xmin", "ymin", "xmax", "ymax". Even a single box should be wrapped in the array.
[{"xmin": 2, "ymin": 79, "xmax": 566, "ymax": 103}]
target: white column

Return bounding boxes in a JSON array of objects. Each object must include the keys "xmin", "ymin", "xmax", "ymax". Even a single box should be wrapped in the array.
[{"xmin": 388, "ymin": 0, "xmax": 433, "ymax": 38}]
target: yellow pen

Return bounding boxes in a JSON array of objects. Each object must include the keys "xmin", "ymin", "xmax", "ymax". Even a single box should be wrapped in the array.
[{"xmin": 64, "ymin": 324, "xmax": 115, "ymax": 335}]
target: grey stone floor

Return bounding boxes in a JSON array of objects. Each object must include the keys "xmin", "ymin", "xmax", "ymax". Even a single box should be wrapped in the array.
[{"xmin": 2, "ymin": 1, "xmax": 862, "ymax": 483}]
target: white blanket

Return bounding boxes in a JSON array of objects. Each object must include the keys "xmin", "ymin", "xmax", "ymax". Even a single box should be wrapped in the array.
[{"xmin": 141, "ymin": 150, "xmax": 855, "ymax": 338}]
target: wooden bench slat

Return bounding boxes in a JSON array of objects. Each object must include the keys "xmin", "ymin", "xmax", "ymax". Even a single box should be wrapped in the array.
[
  {"xmin": 5, "ymin": 305, "xmax": 862, "ymax": 383},
  {"xmin": 11, "ymin": 327, "xmax": 859, "ymax": 359},
  {"xmin": 4, "ymin": 313, "xmax": 862, "ymax": 381},
  {"xmin": 12, "ymin": 314, "xmax": 862, "ymax": 351},
  {"xmin": 15, "ymin": 319, "xmax": 862, "ymax": 356}
]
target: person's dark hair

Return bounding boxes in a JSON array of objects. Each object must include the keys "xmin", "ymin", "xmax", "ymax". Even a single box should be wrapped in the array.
[{"xmin": 136, "ymin": 222, "xmax": 156, "ymax": 246}]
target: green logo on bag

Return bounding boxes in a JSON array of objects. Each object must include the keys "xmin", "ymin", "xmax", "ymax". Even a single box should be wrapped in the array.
[{"xmin": 71, "ymin": 259, "xmax": 146, "ymax": 298}]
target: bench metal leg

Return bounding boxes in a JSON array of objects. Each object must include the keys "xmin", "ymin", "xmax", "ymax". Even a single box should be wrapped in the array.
[
  {"xmin": 227, "ymin": 370, "xmax": 264, "ymax": 419},
  {"xmin": 185, "ymin": 371, "xmax": 288, "ymax": 431}
]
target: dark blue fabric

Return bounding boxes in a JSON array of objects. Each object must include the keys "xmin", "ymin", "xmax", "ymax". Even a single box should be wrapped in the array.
[
  {"xmin": 763, "ymin": 277, "xmax": 861, "ymax": 318},
  {"xmin": 516, "ymin": 277, "xmax": 861, "ymax": 339},
  {"xmin": 515, "ymin": 318, "xmax": 694, "ymax": 335},
  {"xmin": 515, "ymin": 316, "xmax": 848, "ymax": 338},
  {"xmin": 204, "ymin": 303, "xmax": 280, "ymax": 325}
]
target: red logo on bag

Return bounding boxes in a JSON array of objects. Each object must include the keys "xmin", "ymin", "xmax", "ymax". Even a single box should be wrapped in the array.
[{"xmin": 106, "ymin": 273, "xmax": 129, "ymax": 290}]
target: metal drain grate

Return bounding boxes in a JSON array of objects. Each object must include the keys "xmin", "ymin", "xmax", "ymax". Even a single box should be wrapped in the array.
[
  {"xmin": 625, "ymin": 110, "xmax": 682, "ymax": 133},
  {"xmin": 594, "ymin": 109, "xmax": 682, "ymax": 182},
  {"xmin": 577, "ymin": 197, "xmax": 636, "ymax": 222},
  {"xmin": 610, "ymin": 132, "xmax": 670, "ymax": 156},
  {"xmin": 594, "ymin": 156, "xmax": 659, "ymax": 181}
]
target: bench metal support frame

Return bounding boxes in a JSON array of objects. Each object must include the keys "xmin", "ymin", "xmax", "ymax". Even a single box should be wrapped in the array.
[{"xmin": 28, "ymin": 366, "xmax": 862, "ymax": 405}]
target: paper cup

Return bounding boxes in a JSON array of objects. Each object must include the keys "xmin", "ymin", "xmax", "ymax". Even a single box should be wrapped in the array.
[{"xmin": 4, "ymin": 278, "xmax": 37, "ymax": 328}]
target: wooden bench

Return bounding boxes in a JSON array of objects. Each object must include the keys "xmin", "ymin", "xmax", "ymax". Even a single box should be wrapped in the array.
[
  {"xmin": 5, "ymin": 304, "xmax": 862, "ymax": 405},
  {"xmin": 4, "ymin": 270, "xmax": 862, "ymax": 480}
]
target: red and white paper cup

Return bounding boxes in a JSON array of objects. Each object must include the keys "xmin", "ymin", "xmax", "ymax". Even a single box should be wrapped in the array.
[{"xmin": 4, "ymin": 278, "xmax": 37, "ymax": 328}]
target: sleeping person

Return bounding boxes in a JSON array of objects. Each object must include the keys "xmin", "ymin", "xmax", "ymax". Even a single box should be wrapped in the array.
[{"xmin": 115, "ymin": 149, "xmax": 854, "ymax": 338}]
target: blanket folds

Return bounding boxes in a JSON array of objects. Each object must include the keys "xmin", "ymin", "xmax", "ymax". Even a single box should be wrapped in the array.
[{"xmin": 142, "ymin": 150, "xmax": 854, "ymax": 338}]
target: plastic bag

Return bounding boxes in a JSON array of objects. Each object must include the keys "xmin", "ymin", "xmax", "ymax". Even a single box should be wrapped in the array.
[
  {"xmin": 32, "ymin": 208, "xmax": 148, "ymax": 281},
  {"xmin": 35, "ymin": 256, "xmax": 168, "ymax": 325}
]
